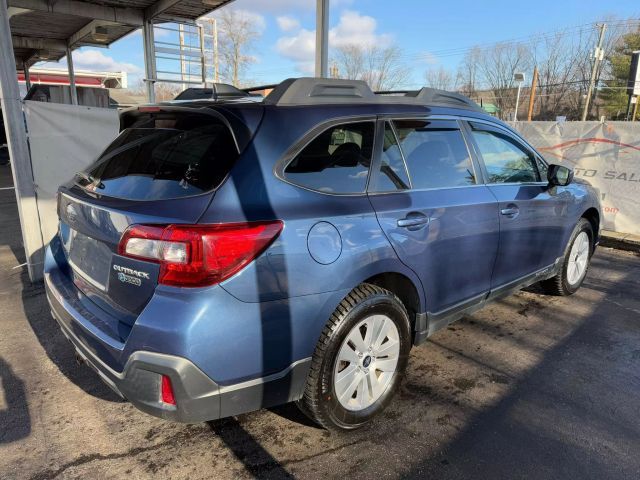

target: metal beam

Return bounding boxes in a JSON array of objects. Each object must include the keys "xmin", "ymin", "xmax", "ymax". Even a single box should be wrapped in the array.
[
  {"xmin": 145, "ymin": 0, "xmax": 182, "ymax": 20},
  {"xmin": 24, "ymin": 63, "xmax": 31, "ymax": 90},
  {"xmin": 66, "ymin": 46, "xmax": 78, "ymax": 105},
  {"xmin": 68, "ymin": 20, "xmax": 115, "ymax": 48},
  {"xmin": 0, "ymin": 0, "xmax": 45, "ymax": 281},
  {"xmin": 11, "ymin": 35, "xmax": 67, "ymax": 51},
  {"xmin": 142, "ymin": 19, "xmax": 156, "ymax": 102},
  {"xmin": 7, "ymin": 0, "xmax": 144, "ymax": 26},
  {"xmin": 315, "ymin": 0, "xmax": 329, "ymax": 77}
]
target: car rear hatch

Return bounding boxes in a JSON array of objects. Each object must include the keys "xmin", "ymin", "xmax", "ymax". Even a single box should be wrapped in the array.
[{"xmin": 56, "ymin": 104, "xmax": 262, "ymax": 326}]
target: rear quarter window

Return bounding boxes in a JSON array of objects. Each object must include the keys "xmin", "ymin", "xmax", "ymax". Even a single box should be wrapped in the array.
[{"xmin": 283, "ymin": 121, "xmax": 375, "ymax": 194}]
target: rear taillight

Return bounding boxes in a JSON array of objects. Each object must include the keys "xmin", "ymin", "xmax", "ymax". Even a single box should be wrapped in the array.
[{"xmin": 118, "ymin": 221, "xmax": 283, "ymax": 287}]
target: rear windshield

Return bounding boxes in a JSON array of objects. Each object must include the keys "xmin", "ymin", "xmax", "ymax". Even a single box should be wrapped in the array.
[{"xmin": 77, "ymin": 113, "xmax": 239, "ymax": 200}]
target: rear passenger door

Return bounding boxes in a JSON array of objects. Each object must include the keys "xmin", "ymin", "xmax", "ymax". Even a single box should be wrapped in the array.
[
  {"xmin": 463, "ymin": 121, "xmax": 569, "ymax": 289},
  {"xmin": 368, "ymin": 118, "xmax": 500, "ymax": 319}
]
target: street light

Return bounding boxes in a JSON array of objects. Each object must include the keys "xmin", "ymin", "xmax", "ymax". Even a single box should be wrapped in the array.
[{"xmin": 513, "ymin": 72, "xmax": 525, "ymax": 121}]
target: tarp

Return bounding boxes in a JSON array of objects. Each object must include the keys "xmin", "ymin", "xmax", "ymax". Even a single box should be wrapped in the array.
[
  {"xmin": 511, "ymin": 121, "xmax": 640, "ymax": 235},
  {"xmin": 24, "ymin": 101, "xmax": 119, "ymax": 244}
]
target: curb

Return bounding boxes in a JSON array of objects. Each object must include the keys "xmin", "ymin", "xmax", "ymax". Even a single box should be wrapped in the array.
[{"xmin": 600, "ymin": 230, "xmax": 640, "ymax": 253}]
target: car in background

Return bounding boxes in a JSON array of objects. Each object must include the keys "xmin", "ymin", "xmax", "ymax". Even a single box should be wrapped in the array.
[{"xmin": 44, "ymin": 78, "xmax": 601, "ymax": 430}]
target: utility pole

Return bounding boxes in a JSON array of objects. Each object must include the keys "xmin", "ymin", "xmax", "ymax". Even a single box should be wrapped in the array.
[
  {"xmin": 582, "ymin": 23, "xmax": 607, "ymax": 121},
  {"xmin": 527, "ymin": 66, "xmax": 538, "ymax": 121}
]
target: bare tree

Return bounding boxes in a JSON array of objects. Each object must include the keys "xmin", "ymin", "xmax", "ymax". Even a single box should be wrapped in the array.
[
  {"xmin": 425, "ymin": 66, "xmax": 455, "ymax": 90},
  {"xmin": 474, "ymin": 42, "xmax": 531, "ymax": 119},
  {"xmin": 457, "ymin": 47, "xmax": 482, "ymax": 98},
  {"xmin": 332, "ymin": 44, "xmax": 409, "ymax": 91},
  {"xmin": 528, "ymin": 32, "xmax": 576, "ymax": 119},
  {"xmin": 215, "ymin": 9, "xmax": 261, "ymax": 87}
]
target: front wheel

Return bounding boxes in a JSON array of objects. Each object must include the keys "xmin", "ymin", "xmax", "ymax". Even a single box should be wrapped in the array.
[
  {"xmin": 539, "ymin": 218, "xmax": 593, "ymax": 296},
  {"xmin": 297, "ymin": 284, "xmax": 411, "ymax": 431}
]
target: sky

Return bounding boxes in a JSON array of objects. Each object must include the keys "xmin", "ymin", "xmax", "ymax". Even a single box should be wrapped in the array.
[{"xmin": 41, "ymin": 0, "xmax": 640, "ymax": 90}]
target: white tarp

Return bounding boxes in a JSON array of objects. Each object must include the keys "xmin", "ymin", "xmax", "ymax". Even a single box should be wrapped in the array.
[
  {"xmin": 24, "ymin": 101, "xmax": 119, "ymax": 244},
  {"xmin": 511, "ymin": 121, "xmax": 640, "ymax": 235}
]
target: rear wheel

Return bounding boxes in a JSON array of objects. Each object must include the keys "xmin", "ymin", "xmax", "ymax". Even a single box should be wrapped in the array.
[
  {"xmin": 297, "ymin": 284, "xmax": 411, "ymax": 431},
  {"xmin": 539, "ymin": 218, "xmax": 593, "ymax": 296}
]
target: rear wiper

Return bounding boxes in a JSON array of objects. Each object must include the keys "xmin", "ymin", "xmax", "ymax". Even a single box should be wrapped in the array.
[{"xmin": 75, "ymin": 171, "xmax": 104, "ymax": 189}]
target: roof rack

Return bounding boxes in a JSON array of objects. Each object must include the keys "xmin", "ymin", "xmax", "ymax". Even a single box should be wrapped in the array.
[
  {"xmin": 264, "ymin": 78, "xmax": 375, "ymax": 106},
  {"xmin": 262, "ymin": 78, "xmax": 482, "ymax": 111},
  {"xmin": 406, "ymin": 88, "xmax": 479, "ymax": 110}
]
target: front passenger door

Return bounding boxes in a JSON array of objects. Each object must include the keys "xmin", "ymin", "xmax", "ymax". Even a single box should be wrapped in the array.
[{"xmin": 464, "ymin": 121, "xmax": 569, "ymax": 289}]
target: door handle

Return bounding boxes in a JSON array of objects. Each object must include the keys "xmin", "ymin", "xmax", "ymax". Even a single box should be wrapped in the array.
[
  {"xmin": 500, "ymin": 205, "xmax": 519, "ymax": 217},
  {"xmin": 397, "ymin": 213, "xmax": 429, "ymax": 230}
]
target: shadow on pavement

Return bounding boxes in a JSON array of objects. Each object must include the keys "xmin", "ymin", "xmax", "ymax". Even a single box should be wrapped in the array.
[
  {"xmin": 208, "ymin": 418, "xmax": 295, "ymax": 479},
  {"xmin": 19, "ymin": 269, "xmax": 123, "ymax": 403},
  {"xmin": 0, "ymin": 356, "xmax": 30, "ymax": 444},
  {"xmin": 406, "ymin": 252, "xmax": 640, "ymax": 479}
]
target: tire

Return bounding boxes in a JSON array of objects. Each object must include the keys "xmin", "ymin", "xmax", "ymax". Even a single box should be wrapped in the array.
[
  {"xmin": 539, "ymin": 218, "xmax": 593, "ymax": 296},
  {"xmin": 297, "ymin": 283, "xmax": 412, "ymax": 431}
]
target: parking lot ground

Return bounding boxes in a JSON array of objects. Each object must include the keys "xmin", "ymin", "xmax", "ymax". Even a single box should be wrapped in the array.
[{"xmin": 1, "ymin": 177, "xmax": 639, "ymax": 479}]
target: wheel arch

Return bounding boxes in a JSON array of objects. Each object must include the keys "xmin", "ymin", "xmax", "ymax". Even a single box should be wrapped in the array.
[
  {"xmin": 581, "ymin": 207, "xmax": 600, "ymax": 250},
  {"xmin": 361, "ymin": 271, "xmax": 423, "ymax": 337}
]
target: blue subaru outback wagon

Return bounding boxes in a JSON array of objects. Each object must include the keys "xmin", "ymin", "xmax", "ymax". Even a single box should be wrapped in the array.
[{"xmin": 45, "ymin": 78, "xmax": 601, "ymax": 430}]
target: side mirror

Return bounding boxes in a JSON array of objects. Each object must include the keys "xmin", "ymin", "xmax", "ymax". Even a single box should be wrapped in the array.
[{"xmin": 547, "ymin": 164, "xmax": 573, "ymax": 187}]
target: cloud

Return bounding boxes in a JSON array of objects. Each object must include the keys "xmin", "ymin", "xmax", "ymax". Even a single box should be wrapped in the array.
[
  {"xmin": 277, "ymin": 15, "xmax": 300, "ymax": 32},
  {"xmin": 72, "ymin": 49, "xmax": 142, "ymax": 74},
  {"xmin": 205, "ymin": 7, "xmax": 266, "ymax": 33},
  {"xmin": 275, "ymin": 10, "xmax": 393, "ymax": 74}
]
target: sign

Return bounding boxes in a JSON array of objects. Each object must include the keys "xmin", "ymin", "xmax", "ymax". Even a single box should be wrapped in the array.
[{"xmin": 512, "ymin": 121, "xmax": 640, "ymax": 235}]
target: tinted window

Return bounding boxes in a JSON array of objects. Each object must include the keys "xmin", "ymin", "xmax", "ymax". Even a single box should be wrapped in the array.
[
  {"xmin": 393, "ymin": 119, "xmax": 476, "ymax": 189},
  {"xmin": 78, "ymin": 114, "xmax": 238, "ymax": 200},
  {"xmin": 469, "ymin": 123, "xmax": 540, "ymax": 183},
  {"xmin": 374, "ymin": 122, "xmax": 410, "ymax": 191},
  {"xmin": 284, "ymin": 121, "xmax": 374, "ymax": 194}
]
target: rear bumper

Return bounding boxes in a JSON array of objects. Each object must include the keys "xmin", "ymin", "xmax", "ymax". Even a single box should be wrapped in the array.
[
  {"xmin": 47, "ymin": 275, "xmax": 310, "ymax": 422},
  {"xmin": 45, "ymin": 255, "xmax": 311, "ymax": 424}
]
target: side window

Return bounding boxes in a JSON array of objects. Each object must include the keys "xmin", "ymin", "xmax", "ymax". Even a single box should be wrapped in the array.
[
  {"xmin": 284, "ymin": 121, "xmax": 374, "ymax": 194},
  {"xmin": 393, "ymin": 119, "xmax": 476, "ymax": 189},
  {"xmin": 535, "ymin": 155, "xmax": 549, "ymax": 181},
  {"xmin": 374, "ymin": 122, "xmax": 411, "ymax": 191},
  {"xmin": 469, "ymin": 122, "xmax": 540, "ymax": 183}
]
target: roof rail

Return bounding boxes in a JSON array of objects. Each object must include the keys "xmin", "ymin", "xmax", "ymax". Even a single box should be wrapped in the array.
[
  {"xmin": 264, "ymin": 78, "xmax": 375, "ymax": 105},
  {"xmin": 262, "ymin": 77, "xmax": 482, "ymax": 111},
  {"xmin": 405, "ymin": 87, "xmax": 481, "ymax": 110}
]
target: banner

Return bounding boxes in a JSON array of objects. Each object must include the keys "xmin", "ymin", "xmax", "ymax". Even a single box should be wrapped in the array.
[
  {"xmin": 511, "ymin": 121, "xmax": 640, "ymax": 235},
  {"xmin": 24, "ymin": 101, "xmax": 119, "ymax": 244}
]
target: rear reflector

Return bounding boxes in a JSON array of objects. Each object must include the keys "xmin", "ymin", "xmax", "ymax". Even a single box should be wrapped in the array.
[
  {"xmin": 161, "ymin": 375, "xmax": 176, "ymax": 406},
  {"xmin": 118, "ymin": 221, "xmax": 283, "ymax": 287}
]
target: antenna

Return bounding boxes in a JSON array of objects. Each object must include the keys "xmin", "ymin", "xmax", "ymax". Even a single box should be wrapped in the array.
[{"xmin": 211, "ymin": 82, "xmax": 218, "ymax": 101}]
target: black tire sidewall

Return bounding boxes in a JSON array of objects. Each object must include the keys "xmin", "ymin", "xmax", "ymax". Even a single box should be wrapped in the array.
[
  {"xmin": 560, "ymin": 219, "xmax": 593, "ymax": 294},
  {"xmin": 317, "ymin": 293, "xmax": 411, "ymax": 430}
]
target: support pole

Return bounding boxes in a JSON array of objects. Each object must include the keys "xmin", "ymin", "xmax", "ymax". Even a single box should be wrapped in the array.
[
  {"xmin": 213, "ymin": 18, "xmax": 218, "ymax": 83},
  {"xmin": 0, "ymin": 0, "xmax": 45, "ymax": 281},
  {"xmin": 142, "ymin": 19, "xmax": 156, "ymax": 103},
  {"xmin": 66, "ymin": 46, "xmax": 78, "ymax": 105},
  {"xmin": 315, "ymin": 0, "xmax": 329, "ymax": 78},
  {"xmin": 514, "ymin": 82, "xmax": 522, "ymax": 122},
  {"xmin": 527, "ymin": 66, "xmax": 538, "ymax": 121},
  {"xmin": 24, "ymin": 63, "xmax": 31, "ymax": 91},
  {"xmin": 582, "ymin": 23, "xmax": 607, "ymax": 121}
]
